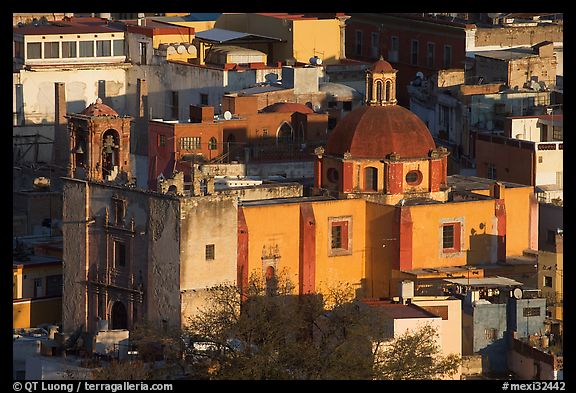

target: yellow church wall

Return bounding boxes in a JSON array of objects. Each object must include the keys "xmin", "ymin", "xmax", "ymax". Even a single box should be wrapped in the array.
[
  {"xmin": 365, "ymin": 202, "xmax": 398, "ymax": 298},
  {"xmin": 311, "ymin": 199, "xmax": 366, "ymax": 297},
  {"xmin": 402, "ymin": 160, "xmax": 430, "ymax": 193},
  {"xmin": 242, "ymin": 203, "xmax": 302, "ymax": 286},
  {"xmin": 408, "ymin": 200, "xmax": 499, "ymax": 269}
]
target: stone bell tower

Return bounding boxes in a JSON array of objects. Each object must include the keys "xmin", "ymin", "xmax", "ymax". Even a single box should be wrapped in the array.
[{"xmin": 66, "ymin": 98, "xmax": 132, "ymax": 182}]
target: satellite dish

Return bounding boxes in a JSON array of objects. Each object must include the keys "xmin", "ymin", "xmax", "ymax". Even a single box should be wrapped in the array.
[
  {"xmin": 176, "ymin": 45, "xmax": 186, "ymax": 54},
  {"xmin": 265, "ymin": 73, "xmax": 279, "ymax": 83},
  {"xmin": 513, "ymin": 288, "xmax": 523, "ymax": 299},
  {"xmin": 416, "ymin": 71, "xmax": 424, "ymax": 79},
  {"xmin": 223, "ymin": 111, "xmax": 232, "ymax": 120}
]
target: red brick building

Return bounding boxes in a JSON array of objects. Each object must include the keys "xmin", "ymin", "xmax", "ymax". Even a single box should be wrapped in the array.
[
  {"xmin": 346, "ymin": 13, "xmax": 470, "ymax": 106},
  {"xmin": 148, "ymin": 97, "xmax": 328, "ymax": 189}
]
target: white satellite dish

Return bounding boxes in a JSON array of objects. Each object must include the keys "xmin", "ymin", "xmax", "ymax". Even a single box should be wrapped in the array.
[
  {"xmin": 223, "ymin": 111, "xmax": 232, "ymax": 120},
  {"xmin": 176, "ymin": 45, "xmax": 186, "ymax": 54},
  {"xmin": 265, "ymin": 73, "xmax": 279, "ymax": 83},
  {"xmin": 513, "ymin": 288, "xmax": 523, "ymax": 299}
]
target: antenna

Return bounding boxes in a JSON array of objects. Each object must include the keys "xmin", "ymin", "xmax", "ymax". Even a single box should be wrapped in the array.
[{"xmin": 223, "ymin": 111, "xmax": 232, "ymax": 120}]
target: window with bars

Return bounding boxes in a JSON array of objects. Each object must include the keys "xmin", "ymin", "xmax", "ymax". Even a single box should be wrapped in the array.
[
  {"xmin": 329, "ymin": 218, "xmax": 351, "ymax": 256},
  {"xmin": 205, "ymin": 244, "xmax": 215, "ymax": 260},
  {"xmin": 443, "ymin": 225, "xmax": 454, "ymax": 249},
  {"xmin": 208, "ymin": 137, "xmax": 217, "ymax": 150},
  {"xmin": 485, "ymin": 328, "xmax": 497, "ymax": 341},
  {"xmin": 181, "ymin": 137, "xmax": 201, "ymax": 150},
  {"xmin": 442, "ymin": 222, "xmax": 461, "ymax": 253},
  {"xmin": 200, "ymin": 93, "xmax": 208, "ymax": 106},
  {"xmin": 62, "ymin": 41, "xmax": 77, "ymax": 58},
  {"xmin": 544, "ymin": 276, "xmax": 553, "ymax": 288},
  {"xmin": 488, "ymin": 164, "xmax": 497, "ymax": 180}
]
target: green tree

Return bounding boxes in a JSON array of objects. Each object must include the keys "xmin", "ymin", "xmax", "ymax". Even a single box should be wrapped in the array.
[{"xmin": 373, "ymin": 324, "xmax": 461, "ymax": 380}]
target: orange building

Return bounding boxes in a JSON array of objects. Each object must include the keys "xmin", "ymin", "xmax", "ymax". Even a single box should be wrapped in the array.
[
  {"xmin": 238, "ymin": 58, "xmax": 538, "ymax": 299},
  {"xmin": 148, "ymin": 97, "xmax": 328, "ymax": 189}
]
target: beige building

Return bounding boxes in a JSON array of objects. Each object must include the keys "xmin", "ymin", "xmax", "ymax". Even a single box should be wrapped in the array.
[{"xmin": 538, "ymin": 233, "xmax": 563, "ymax": 321}]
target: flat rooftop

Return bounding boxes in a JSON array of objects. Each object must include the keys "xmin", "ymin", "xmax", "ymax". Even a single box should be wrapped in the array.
[
  {"xmin": 362, "ymin": 300, "xmax": 440, "ymax": 319},
  {"xmin": 475, "ymin": 48, "xmax": 538, "ymax": 61},
  {"xmin": 13, "ymin": 254, "xmax": 62, "ymax": 267},
  {"xmin": 241, "ymin": 195, "xmax": 334, "ymax": 206},
  {"xmin": 448, "ymin": 175, "xmax": 528, "ymax": 191},
  {"xmin": 444, "ymin": 276, "xmax": 523, "ymax": 288}
]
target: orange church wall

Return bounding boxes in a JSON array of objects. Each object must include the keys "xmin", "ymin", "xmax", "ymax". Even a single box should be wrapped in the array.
[{"xmin": 407, "ymin": 200, "xmax": 500, "ymax": 269}]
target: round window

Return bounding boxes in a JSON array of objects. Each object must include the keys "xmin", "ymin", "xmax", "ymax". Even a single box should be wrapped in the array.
[
  {"xmin": 327, "ymin": 168, "xmax": 339, "ymax": 183},
  {"xmin": 405, "ymin": 170, "xmax": 422, "ymax": 185}
]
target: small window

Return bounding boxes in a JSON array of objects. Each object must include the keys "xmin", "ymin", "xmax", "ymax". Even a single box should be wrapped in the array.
[
  {"xmin": 328, "ymin": 101, "xmax": 338, "ymax": 109},
  {"xmin": 27, "ymin": 42, "xmax": 42, "ymax": 59},
  {"xmin": 208, "ymin": 137, "xmax": 217, "ymax": 150},
  {"xmin": 262, "ymin": 128, "xmax": 269, "ymax": 137},
  {"xmin": 14, "ymin": 40, "xmax": 24, "ymax": 60},
  {"xmin": 355, "ymin": 30, "xmax": 363, "ymax": 56},
  {"xmin": 523, "ymin": 307, "xmax": 541, "ymax": 317},
  {"xmin": 114, "ymin": 241, "xmax": 126, "ymax": 268},
  {"xmin": 33, "ymin": 278, "xmax": 43, "ymax": 298},
  {"xmin": 79, "ymin": 41, "xmax": 94, "ymax": 57},
  {"xmin": 139, "ymin": 42, "xmax": 147, "ymax": 65},
  {"xmin": 329, "ymin": 219, "xmax": 351, "ymax": 255},
  {"xmin": 544, "ymin": 276, "xmax": 553, "ymax": 288},
  {"xmin": 170, "ymin": 91, "xmax": 179, "ymax": 120},
  {"xmin": 485, "ymin": 328, "xmax": 497, "ymax": 341},
  {"xmin": 406, "ymin": 170, "xmax": 423, "ymax": 186},
  {"xmin": 444, "ymin": 45, "xmax": 452, "ymax": 68},
  {"xmin": 43, "ymin": 42, "xmax": 59, "ymax": 58},
  {"xmin": 62, "ymin": 41, "xmax": 77, "ymax": 58},
  {"xmin": 389, "ymin": 36, "xmax": 399, "ymax": 62},
  {"xmin": 343, "ymin": 101, "xmax": 352, "ymax": 112},
  {"xmin": 538, "ymin": 156, "xmax": 543, "ymax": 163},
  {"xmin": 411, "ymin": 40, "xmax": 419, "ymax": 65},
  {"xmin": 113, "ymin": 198, "xmax": 126, "ymax": 226},
  {"xmin": 96, "ymin": 40, "xmax": 111, "ymax": 57},
  {"xmin": 159, "ymin": 134, "xmax": 166, "ymax": 147},
  {"xmin": 487, "ymin": 164, "xmax": 497, "ymax": 180},
  {"xmin": 427, "ymin": 42, "xmax": 435, "ymax": 68},
  {"xmin": 113, "ymin": 40, "xmax": 124, "ymax": 56},
  {"xmin": 205, "ymin": 244, "xmax": 215, "ymax": 260},
  {"xmin": 200, "ymin": 93, "xmax": 208, "ymax": 106},
  {"xmin": 443, "ymin": 225, "xmax": 455, "ymax": 249}
]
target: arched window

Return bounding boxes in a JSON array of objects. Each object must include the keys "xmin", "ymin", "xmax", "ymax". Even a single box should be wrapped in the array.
[
  {"xmin": 208, "ymin": 137, "xmax": 217, "ymax": 150},
  {"xmin": 376, "ymin": 80, "xmax": 383, "ymax": 102},
  {"xmin": 385, "ymin": 80, "xmax": 391, "ymax": 102},
  {"xmin": 364, "ymin": 166, "xmax": 378, "ymax": 191},
  {"xmin": 102, "ymin": 129, "xmax": 120, "ymax": 179},
  {"xmin": 111, "ymin": 301, "xmax": 128, "ymax": 330},
  {"xmin": 277, "ymin": 122, "xmax": 293, "ymax": 145}
]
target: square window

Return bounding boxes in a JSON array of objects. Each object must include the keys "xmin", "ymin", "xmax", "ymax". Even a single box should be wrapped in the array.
[
  {"xmin": 96, "ymin": 40, "xmax": 111, "ymax": 57},
  {"xmin": 206, "ymin": 244, "xmax": 215, "ymax": 260},
  {"xmin": 27, "ymin": 42, "xmax": 42, "ymax": 59},
  {"xmin": 544, "ymin": 276, "xmax": 553, "ymax": 288},
  {"xmin": 44, "ymin": 42, "xmax": 60, "ymax": 59},
  {"xmin": 200, "ymin": 93, "xmax": 209, "ymax": 106},
  {"xmin": 329, "ymin": 218, "xmax": 351, "ymax": 256},
  {"xmin": 113, "ymin": 40, "xmax": 124, "ymax": 56},
  {"xmin": 79, "ymin": 41, "xmax": 94, "ymax": 57},
  {"xmin": 62, "ymin": 41, "xmax": 77, "ymax": 58}
]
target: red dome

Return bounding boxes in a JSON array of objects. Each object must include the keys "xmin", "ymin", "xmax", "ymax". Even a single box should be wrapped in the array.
[
  {"xmin": 81, "ymin": 98, "xmax": 119, "ymax": 117},
  {"xmin": 262, "ymin": 102, "xmax": 314, "ymax": 114},
  {"xmin": 326, "ymin": 105, "xmax": 436, "ymax": 159},
  {"xmin": 371, "ymin": 58, "xmax": 395, "ymax": 73}
]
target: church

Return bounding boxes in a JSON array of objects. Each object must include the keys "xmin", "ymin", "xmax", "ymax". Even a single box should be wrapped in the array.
[{"xmin": 61, "ymin": 57, "xmax": 537, "ymax": 334}]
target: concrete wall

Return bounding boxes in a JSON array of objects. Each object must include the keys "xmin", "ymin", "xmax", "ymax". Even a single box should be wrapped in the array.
[
  {"xmin": 472, "ymin": 25, "xmax": 563, "ymax": 52},
  {"xmin": 413, "ymin": 297, "xmax": 462, "ymax": 358},
  {"xmin": 245, "ymin": 161, "xmax": 314, "ymax": 179},
  {"xmin": 217, "ymin": 183, "xmax": 303, "ymax": 201},
  {"xmin": 62, "ymin": 179, "xmax": 89, "ymax": 333},
  {"xmin": 14, "ymin": 67, "xmax": 130, "ymax": 125},
  {"xmin": 538, "ymin": 203, "xmax": 562, "ymax": 251},
  {"xmin": 508, "ymin": 117, "xmax": 540, "ymax": 141},
  {"xmin": 179, "ymin": 196, "xmax": 237, "ymax": 323},
  {"xmin": 13, "ymin": 297, "xmax": 62, "ymax": 329},
  {"xmin": 535, "ymin": 144, "xmax": 563, "ymax": 187},
  {"xmin": 469, "ymin": 302, "xmax": 508, "ymax": 372}
]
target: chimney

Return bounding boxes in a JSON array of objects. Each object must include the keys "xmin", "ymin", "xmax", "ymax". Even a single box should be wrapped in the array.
[
  {"xmin": 492, "ymin": 181, "xmax": 506, "ymax": 199},
  {"xmin": 189, "ymin": 105, "xmax": 214, "ymax": 123},
  {"xmin": 52, "ymin": 82, "xmax": 69, "ymax": 169}
]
